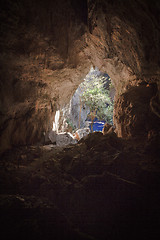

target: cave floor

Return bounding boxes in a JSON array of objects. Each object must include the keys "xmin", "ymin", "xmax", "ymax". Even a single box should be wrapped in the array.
[{"xmin": 0, "ymin": 132, "xmax": 160, "ymax": 240}]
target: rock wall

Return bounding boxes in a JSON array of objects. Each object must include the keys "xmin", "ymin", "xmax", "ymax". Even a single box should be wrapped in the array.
[
  {"xmin": 113, "ymin": 83, "xmax": 160, "ymax": 138},
  {"xmin": 68, "ymin": 87, "xmax": 90, "ymax": 129},
  {"xmin": 87, "ymin": 0, "xmax": 160, "ymax": 137},
  {"xmin": 0, "ymin": 0, "xmax": 160, "ymax": 153},
  {"xmin": 0, "ymin": 0, "xmax": 91, "ymax": 153}
]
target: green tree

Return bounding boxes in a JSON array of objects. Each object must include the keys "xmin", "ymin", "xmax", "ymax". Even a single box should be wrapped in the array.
[{"xmin": 81, "ymin": 73, "xmax": 113, "ymax": 132}]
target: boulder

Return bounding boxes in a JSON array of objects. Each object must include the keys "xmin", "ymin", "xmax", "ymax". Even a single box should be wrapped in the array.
[{"xmin": 56, "ymin": 132, "xmax": 77, "ymax": 147}]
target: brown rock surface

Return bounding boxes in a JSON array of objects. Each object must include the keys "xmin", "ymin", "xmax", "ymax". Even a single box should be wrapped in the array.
[
  {"xmin": 0, "ymin": 133, "xmax": 160, "ymax": 239},
  {"xmin": 0, "ymin": 2, "xmax": 160, "ymax": 238},
  {"xmin": 114, "ymin": 84, "xmax": 160, "ymax": 138},
  {"xmin": 0, "ymin": 0, "xmax": 160, "ymax": 150}
]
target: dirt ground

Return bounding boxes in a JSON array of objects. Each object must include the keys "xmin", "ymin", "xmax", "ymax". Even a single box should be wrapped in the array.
[{"xmin": 0, "ymin": 132, "xmax": 160, "ymax": 240}]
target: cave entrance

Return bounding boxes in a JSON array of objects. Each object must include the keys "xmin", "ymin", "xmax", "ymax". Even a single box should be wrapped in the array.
[{"xmin": 63, "ymin": 66, "xmax": 115, "ymax": 133}]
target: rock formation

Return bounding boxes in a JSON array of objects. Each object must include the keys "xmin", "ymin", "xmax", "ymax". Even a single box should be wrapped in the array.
[
  {"xmin": 0, "ymin": 1, "xmax": 160, "ymax": 239},
  {"xmin": 0, "ymin": 0, "xmax": 160, "ymax": 152},
  {"xmin": 0, "ymin": 131, "xmax": 160, "ymax": 240},
  {"xmin": 56, "ymin": 132, "xmax": 77, "ymax": 146}
]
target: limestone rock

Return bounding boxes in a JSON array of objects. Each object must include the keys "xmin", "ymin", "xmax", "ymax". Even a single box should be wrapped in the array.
[
  {"xmin": 56, "ymin": 132, "xmax": 77, "ymax": 147},
  {"xmin": 68, "ymin": 87, "xmax": 90, "ymax": 129}
]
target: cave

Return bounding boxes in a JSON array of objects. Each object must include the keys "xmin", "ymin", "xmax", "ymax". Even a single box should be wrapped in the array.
[
  {"xmin": 57, "ymin": 66, "xmax": 114, "ymax": 134},
  {"xmin": 0, "ymin": 0, "xmax": 160, "ymax": 240}
]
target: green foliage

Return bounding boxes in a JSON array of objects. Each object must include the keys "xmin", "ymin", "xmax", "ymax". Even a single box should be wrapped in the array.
[{"xmin": 81, "ymin": 72, "xmax": 114, "ymax": 124}]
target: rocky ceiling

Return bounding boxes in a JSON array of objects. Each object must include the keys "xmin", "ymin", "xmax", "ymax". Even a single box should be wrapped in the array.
[{"xmin": 0, "ymin": 0, "xmax": 160, "ymax": 153}]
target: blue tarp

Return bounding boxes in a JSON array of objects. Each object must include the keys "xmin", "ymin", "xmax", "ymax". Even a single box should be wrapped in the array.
[{"xmin": 88, "ymin": 121, "xmax": 105, "ymax": 132}]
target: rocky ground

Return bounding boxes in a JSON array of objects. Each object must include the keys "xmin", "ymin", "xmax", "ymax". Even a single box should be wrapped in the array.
[{"xmin": 0, "ymin": 132, "xmax": 160, "ymax": 240}]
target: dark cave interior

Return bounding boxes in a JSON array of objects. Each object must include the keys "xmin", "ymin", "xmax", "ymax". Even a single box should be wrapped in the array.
[{"xmin": 0, "ymin": 0, "xmax": 160, "ymax": 240}]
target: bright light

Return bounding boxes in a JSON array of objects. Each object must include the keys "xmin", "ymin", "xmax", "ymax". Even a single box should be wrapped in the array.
[{"xmin": 52, "ymin": 110, "xmax": 60, "ymax": 133}]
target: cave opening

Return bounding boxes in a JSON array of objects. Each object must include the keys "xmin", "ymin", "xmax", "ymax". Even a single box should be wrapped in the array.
[
  {"xmin": 66, "ymin": 66, "xmax": 115, "ymax": 133},
  {"xmin": 52, "ymin": 66, "xmax": 115, "ymax": 139}
]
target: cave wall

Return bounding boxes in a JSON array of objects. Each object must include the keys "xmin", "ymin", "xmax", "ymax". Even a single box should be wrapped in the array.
[
  {"xmin": 0, "ymin": 0, "xmax": 91, "ymax": 153},
  {"xmin": 0, "ymin": 0, "xmax": 160, "ymax": 153},
  {"xmin": 86, "ymin": 0, "xmax": 160, "ymax": 137}
]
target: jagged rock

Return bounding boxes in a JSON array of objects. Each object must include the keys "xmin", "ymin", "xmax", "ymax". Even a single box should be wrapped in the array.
[{"xmin": 56, "ymin": 132, "xmax": 77, "ymax": 147}]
